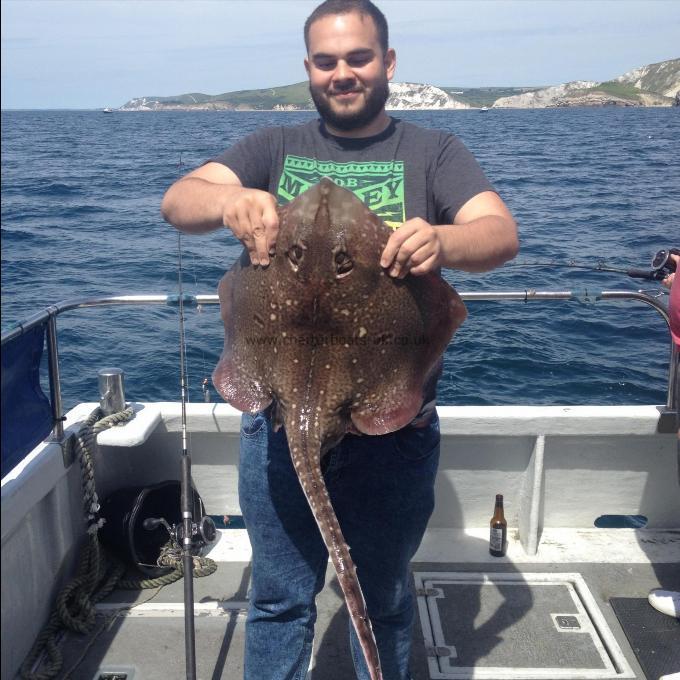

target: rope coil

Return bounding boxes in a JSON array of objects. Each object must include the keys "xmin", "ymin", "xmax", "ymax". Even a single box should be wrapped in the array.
[{"xmin": 19, "ymin": 407, "xmax": 217, "ymax": 680}]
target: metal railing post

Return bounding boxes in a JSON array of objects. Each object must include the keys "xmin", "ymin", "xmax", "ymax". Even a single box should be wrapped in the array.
[
  {"xmin": 45, "ymin": 313, "xmax": 65, "ymax": 441},
  {"xmin": 670, "ymin": 342, "xmax": 679, "ymax": 413}
]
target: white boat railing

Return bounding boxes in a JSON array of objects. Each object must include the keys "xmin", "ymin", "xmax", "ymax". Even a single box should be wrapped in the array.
[{"xmin": 1, "ymin": 289, "xmax": 676, "ymax": 444}]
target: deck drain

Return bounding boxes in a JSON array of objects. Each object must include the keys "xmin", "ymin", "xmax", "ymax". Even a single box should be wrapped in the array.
[{"xmin": 414, "ymin": 572, "xmax": 635, "ymax": 679}]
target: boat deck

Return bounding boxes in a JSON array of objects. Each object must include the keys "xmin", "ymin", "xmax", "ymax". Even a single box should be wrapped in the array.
[
  {"xmin": 48, "ymin": 530, "xmax": 680, "ymax": 680},
  {"xmin": 5, "ymin": 402, "xmax": 679, "ymax": 679}
]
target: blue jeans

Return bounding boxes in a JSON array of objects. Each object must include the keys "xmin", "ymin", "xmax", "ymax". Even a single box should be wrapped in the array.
[{"xmin": 238, "ymin": 410, "xmax": 440, "ymax": 680}]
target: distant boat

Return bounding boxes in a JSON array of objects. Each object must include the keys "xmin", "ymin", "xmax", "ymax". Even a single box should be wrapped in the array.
[
  {"xmin": 103, "ymin": 107, "xmax": 113, "ymax": 113},
  {"xmin": 480, "ymin": 106, "xmax": 489, "ymax": 112}
]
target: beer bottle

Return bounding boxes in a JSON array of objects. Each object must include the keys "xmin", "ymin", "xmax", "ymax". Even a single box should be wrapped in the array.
[{"xmin": 489, "ymin": 494, "xmax": 507, "ymax": 557}]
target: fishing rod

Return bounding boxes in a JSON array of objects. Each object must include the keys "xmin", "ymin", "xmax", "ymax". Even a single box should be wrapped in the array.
[
  {"xmin": 507, "ymin": 247, "xmax": 679, "ymax": 281},
  {"xmin": 177, "ymin": 231, "xmax": 197, "ymax": 680}
]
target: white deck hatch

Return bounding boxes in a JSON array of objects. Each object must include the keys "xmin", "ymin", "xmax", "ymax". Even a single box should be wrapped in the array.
[{"xmin": 414, "ymin": 572, "xmax": 636, "ymax": 679}]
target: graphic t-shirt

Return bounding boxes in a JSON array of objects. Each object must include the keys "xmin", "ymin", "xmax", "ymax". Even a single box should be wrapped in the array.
[
  {"xmin": 211, "ymin": 117, "xmax": 495, "ymax": 420},
  {"xmin": 212, "ymin": 117, "xmax": 494, "ymax": 229}
]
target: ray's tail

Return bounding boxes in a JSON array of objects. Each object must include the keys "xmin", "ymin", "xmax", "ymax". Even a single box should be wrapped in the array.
[{"xmin": 286, "ymin": 419, "xmax": 383, "ymax": 680}]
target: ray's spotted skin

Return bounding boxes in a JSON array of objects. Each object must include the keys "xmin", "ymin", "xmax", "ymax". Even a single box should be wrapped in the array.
[{"xmin": 213, "ymin": 178, "xmax": 466, "ymax": 680}]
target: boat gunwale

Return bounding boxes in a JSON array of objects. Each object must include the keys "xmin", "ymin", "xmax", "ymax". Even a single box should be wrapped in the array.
[
  {"xmin": 0, "ymin": 289, "xmax": 677, "ymax": 454},
  {"xmin": 1, "ymin": 289, "xmax": 673, "ymax": 344}
]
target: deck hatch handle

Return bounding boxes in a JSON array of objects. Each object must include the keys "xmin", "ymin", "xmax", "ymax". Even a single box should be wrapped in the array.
[{"xmin": 556, "ymin": 614, "xmax": 581, "ymax": 630}]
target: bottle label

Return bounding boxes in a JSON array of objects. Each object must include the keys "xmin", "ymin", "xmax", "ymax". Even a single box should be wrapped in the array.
[{"xmin": 490, "ymin": 527, "xmax": 504, "ymax": 551}]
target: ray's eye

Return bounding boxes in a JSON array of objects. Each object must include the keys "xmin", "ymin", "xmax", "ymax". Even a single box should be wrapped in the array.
[
  {"xmin": 334, "ymin": 250, "xmax": 353, "ymax": 278},
  {"xmin": 287, "ymin": 244, "xmax": 304, "ymax": 271}
]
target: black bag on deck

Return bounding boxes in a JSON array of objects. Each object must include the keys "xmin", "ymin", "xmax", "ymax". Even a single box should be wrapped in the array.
[{"xmin": 99, "ymin": 480, "xmax": 211, "ymax": 577}]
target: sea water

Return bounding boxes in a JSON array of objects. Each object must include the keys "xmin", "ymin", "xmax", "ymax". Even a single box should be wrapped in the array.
[{"xmin": 1, "ymin": 108, "xmax": 678, "ymax": 407}]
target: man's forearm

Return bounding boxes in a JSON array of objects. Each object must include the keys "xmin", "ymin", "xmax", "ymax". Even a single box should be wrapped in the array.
[
  {"xmin": 435, "ymin": 215, "xmax": 519, "ymax": 272},
  {"xmin": 161, "ymin": 177, "xmax": 241, "ymax": 234}
]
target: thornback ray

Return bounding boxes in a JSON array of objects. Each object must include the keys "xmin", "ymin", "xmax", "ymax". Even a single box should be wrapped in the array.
[{"xmin": 213, "ymin": 178, "xmax": 467, "ymax": 680}]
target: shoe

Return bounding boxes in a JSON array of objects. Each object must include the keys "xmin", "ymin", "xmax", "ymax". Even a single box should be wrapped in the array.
[
  {"xmin": 657, "ymin": 673, "xmax": 680, "ymax": 680},
  {"xmin": 648, "ymin": 589, "xmax": 680, "ymax": 619}
]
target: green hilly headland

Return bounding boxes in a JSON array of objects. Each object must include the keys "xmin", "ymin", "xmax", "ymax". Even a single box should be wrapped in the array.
[
  {"xmin": 119, "ymin": 58, "xmax": 679, "ymax": 111},
  {"xmin": 439, "ymin": 86, "xmax": 545, "ymax": 108}
]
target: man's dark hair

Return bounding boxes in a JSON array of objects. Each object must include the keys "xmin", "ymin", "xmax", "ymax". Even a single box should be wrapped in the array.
[{"xmin": 304, "ymin": 0, "xmax": 389, "ymax": 54}]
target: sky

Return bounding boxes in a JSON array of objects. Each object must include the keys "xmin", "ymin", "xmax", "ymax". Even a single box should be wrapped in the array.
[{"xmin": 2, "ymin": 0, "xmax": 679, "ymax": 110}]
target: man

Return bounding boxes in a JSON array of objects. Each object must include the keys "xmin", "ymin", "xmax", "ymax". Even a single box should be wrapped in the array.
[{"xmin": 162, "ymin": 1, "xmax": 518, "ymax": 678}]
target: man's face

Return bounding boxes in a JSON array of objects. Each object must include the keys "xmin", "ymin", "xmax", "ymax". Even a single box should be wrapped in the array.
[{"xmin": 305, "ymin": 11, "xmax": 395, "ymax": 134}]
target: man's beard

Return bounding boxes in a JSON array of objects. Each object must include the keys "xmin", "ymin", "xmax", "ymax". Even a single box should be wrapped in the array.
[{"xmin": 310, "ymin": 77, "xmax": 390, "ymax": 132}]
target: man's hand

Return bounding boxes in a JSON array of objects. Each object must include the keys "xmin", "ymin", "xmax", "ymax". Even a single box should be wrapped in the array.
[
  {"xmin": 378, "ymin": 191, "xmax": 518, "ymax": 276},
  {"xmin": 662, "ymin": 253, "xmax": 679, "ymax": 290},
  {"xmin": 222, "ymin": 187, "xmax": 279, "ymax": 266},
  {"xmin": 161, "ymin": 162, "xmax": 281, "ymax": 266},
  {"xmin": 380, "ymin": 218, "xmax": 442, "ymax": 278}
]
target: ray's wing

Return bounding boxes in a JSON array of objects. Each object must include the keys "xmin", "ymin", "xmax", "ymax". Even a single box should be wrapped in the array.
[
  {"xmin": 347, "ymin": 270, "xmax": 466, "ymax": 435},
  {"xmin": 212, "ymin": 251, "xmax": 274, "ymax": 413}
]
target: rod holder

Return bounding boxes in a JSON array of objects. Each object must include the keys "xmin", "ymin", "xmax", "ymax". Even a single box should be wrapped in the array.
[{"xmin": 98, "ymin": 367, "xmax": 126, "ymax": 415}]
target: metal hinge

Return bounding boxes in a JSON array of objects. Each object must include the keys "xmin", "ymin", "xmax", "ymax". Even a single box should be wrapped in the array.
[
  {"xmin": 60, "ymin": 432, "xmax": 76, "ymax": 468},
  {"xmin": 94, "ymin": 665, "xmax": 137, "ymax": 680},
  {"xmin": 426, "ymin": 645, "xmax": 457, "ymax": 658},
  {"xmin": 416, "ymin": 587, "xmax": 443, "ymax": 597}
]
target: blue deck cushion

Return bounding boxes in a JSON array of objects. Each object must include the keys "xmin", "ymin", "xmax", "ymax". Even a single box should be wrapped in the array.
[{"xmin": 1, "ymin": 324, "xmax": 53, "ymax": 476}]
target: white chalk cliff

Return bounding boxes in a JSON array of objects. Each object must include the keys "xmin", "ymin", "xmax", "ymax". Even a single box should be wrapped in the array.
[{"xmin": 386, "ymin": 83, "xmax": 469, "ymax": 110}]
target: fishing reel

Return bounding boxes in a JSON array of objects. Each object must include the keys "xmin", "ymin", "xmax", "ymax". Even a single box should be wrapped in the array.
[
  {"xmin": 627, "ymin": 248, "xmax": 679, "ymax": 280},
  {"xmin": 143, "ymin": 513, "xmax": 217, "ymax": 552},
  {"xmin": 650, "ymin": 248, "xmax": 679, "ymax": 279}
]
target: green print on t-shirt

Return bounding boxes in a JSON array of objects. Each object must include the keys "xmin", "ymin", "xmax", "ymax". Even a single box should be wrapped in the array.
[{"xmin": 277, "ymin": 155, "xmax": 405, "ymax": 229}]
